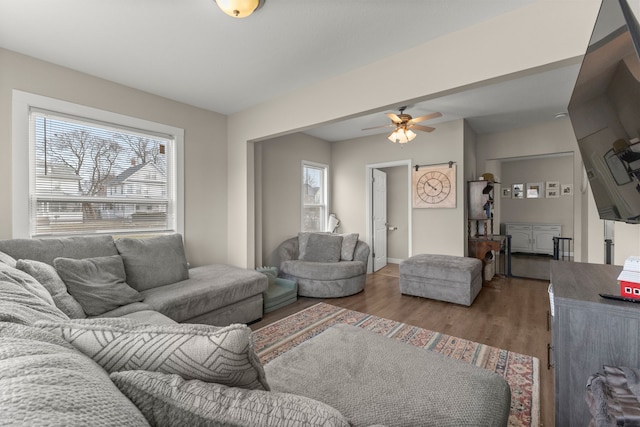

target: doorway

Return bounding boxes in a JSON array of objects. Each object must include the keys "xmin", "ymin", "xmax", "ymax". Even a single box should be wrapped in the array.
[{"xmin": 365, "ymin": 160, "xmax": 412, "ymax": 273}]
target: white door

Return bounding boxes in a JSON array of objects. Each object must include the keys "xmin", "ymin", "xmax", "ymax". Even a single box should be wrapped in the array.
[{"xmin": 372, "ymin": 168, "xmax": 387, "ymax": 272}]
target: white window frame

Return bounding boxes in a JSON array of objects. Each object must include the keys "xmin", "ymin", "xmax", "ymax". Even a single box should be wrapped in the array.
[
  {"xmin": 301, "ymin": 160, "xmax": 329, "ymax": 232},
  {"xmin": 11, "ymin": 90, "xmax": 184, "ymax": 238}
]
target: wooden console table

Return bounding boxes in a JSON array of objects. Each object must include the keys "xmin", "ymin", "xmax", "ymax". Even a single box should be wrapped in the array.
[{"xmin": 550, "ymin": 261, "xmax": 640, "ymax": 426}]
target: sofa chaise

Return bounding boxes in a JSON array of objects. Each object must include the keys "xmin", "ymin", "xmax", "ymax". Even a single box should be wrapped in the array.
[
  {"xmin": 0, "ymin": 233, "xmax": 267, "ymax": 325},
  {"xmin": 273, "ymin": 232, "xmax": 369, "ymax": 298}
]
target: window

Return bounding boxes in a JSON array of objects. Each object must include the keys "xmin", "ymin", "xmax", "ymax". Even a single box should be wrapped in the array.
[
  {"xmin": 301, "ymin": 161, "xmax": 328, "ymax": 232},
  {"xmin": 12, "ymin": 91, "xmax": 184, "ymax": 238}
]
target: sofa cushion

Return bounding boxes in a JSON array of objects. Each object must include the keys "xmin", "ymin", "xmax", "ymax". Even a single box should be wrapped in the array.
[
  {"xmin": 140, "ymin": 264, "xmax": 268, "ymax": 323},
  {"xmin": 339, "ymin": 233, "xmax": 359, "ymax": 261},
  {"xmin": 0, "ymin": 262, "xmax": 55, "ymax": 306},
  {"xmin": 54, "ymin": 255, "xmax": 143, "ymax": 316},
  {"xmin": 0, "ymin": 274, "xmax": 69, "ymax": 326},
  {"xmin": 114, "ymin": 234, "xmax": 189, "ymax": 291},
  {"xmin": 0, "ymin": 250, "xmax": 17, "ymax": 268},
  {"xmin": 111, "ymin": 371, "xmax": 349, "ymax": 427},
  {"xmin": 36, "ymin": 318, "xmax": 269, "ymax": 390},
  {"xmin": 0, "ymin": 235, "xmax": 118, "ymax": 266},
  {"xmin": 0, "ymin": 322, "xmax": 149, "ymax": 426},
  {"xmin": 301, "ymin": 233, "xmax": 343, "ymax": 263},
  {"xmin": 15, "ymin": 259, "xmax": 86, "ymax": 318},
  {"xmin": 281, "ymin": 260, "xmax": 367, "ymax": 281}
]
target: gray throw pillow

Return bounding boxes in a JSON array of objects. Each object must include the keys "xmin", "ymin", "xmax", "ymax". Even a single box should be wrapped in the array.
[
  {"xmin": 16, "ymin": 259, "xmax": 86, "ymax": 319},
  {"xmin": 339, "ymin": 233, "xmax": 359, "ymax": 261},
  {"xmin": 0, "ymin": 262, "xmax": 55, "ymax": 306},
  {"xmin": 301, "ymin": 233, "xmax": 343, "ymax": 263},
  {"xmin": 36, "ymin": 318, "xmax": 269, "ymax": 391},
  {"xmin": 115, "ymin": 234, "xmax": 189, "ymax": 291},
  {"xmin": 0, "ymin": 323, "xmax": 149, "ymax": 426},
  {"xmin": 53, "ymin": 255, "xmax": 143, "ymax": 316},
  {"xmin": 0, "ymin": 250, "xmax": 17, "ymax": 268},
  {"xmin": 110, "ymin": 371, "xmax": 350, "ymax": 427},
  {"xmin": 297, "ymin": 232, "xmax": 313, "ymax": 259}
]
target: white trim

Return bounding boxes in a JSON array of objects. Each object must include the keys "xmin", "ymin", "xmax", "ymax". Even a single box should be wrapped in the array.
[
  {"xmin": 11, "ymin": 90, "xmax": 184, "ymax": 238},
  {"xmin": 301, "ymin": 160, "xmax": 329, "ymax": 232},
  {"xmin": 387, "ymin": 257, "xmax": 405, "ymax": 265},
  {"xmin": 365, "ymin": 160, "xmax": 413, "ymax": 274}
]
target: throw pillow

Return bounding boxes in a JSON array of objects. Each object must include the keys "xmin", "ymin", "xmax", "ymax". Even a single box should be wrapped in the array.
[
  {"xmin": 0, "ymin": 322, "xmax": 149, "ymax": 427},
  {"xmin": 301, "ymin": 233, "xmax": 343, "ymax": 263},
  {"xmin": 0, "ymin": 250, "xmax": 17, "ymax": 268},
  {"xmin": 297, "ymin": 232, "xmax": 313, "ymax": 259},
  {"xmin": 36, "ymin": 318, "xmax": 269, "ymax": 390},
  {"xmin": 53, "ymin": 255, "xmax": 143, "ymax": 316},
  {"xmin": 114, "ymin": 234, "xmax": 189, "ymax": 291},
  {"xmin": 0, "ymin": 262, "xmax": 55, "ymax": 306},
  {"xmin": 110, "ymin": 371, "xmax": 350, "ymax": 427},
  {"xmin": 15, "ymin": 259, "xmax": 86, "ymax": 319},
  {"xmin": 339, "ymin": 233, "xmax": 359, "ymax": 261}
]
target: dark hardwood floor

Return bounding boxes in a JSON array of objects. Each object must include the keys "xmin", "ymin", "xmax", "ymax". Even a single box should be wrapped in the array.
[{"xmin": 251, "ymin": 263, "xmax": 553, "ymax": 427}]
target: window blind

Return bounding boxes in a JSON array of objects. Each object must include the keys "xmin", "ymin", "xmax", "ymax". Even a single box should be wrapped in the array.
[{"xmin": 29, "ymin": 108, "xmax": 177, "ymax": 237}]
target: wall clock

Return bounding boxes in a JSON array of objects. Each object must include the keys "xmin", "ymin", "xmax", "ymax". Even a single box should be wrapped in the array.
[{"xmin": 412, "ymin": 163, "xmax": 457, "ymax": 208}]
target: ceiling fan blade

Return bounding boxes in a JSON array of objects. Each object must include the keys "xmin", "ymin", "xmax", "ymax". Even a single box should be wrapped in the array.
[
  {"xmin": 410, "ymin": 124, "xmax": 436, "ymax": 133},
  {"xmin": 408, "ymin": 112, "xmax": 442, "ymax": 124},
  {"xmin": 386, "ymin": 113, "xmax": 402, "ymax": 123},
  {"xmin": 362, "ymin": 124, "xmax": 395, "ymax": 131}
]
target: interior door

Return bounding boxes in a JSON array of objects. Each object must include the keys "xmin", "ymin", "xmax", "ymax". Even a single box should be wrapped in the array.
[{"xmin": 372, "ymin": 168, "xmax": 387, "ymax": 272}]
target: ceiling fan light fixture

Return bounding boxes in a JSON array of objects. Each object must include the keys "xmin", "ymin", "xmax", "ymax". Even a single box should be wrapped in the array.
[
  {"xmin": 215, "ymin": 0, "xmax": 261, "ymax": 18},
  {"xmin": 388, "ymin": 128, "xmax": 417, "ymax": 144}
]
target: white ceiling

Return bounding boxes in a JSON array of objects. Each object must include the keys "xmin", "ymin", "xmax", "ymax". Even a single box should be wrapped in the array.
[{"xmin": 0, "ymin": 0, "xmax": 588, "ymax": 141}]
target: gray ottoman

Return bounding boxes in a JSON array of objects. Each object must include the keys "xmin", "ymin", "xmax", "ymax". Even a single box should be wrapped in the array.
[
  {"xmin": 265, "ymin": 324, "xmax": 511, "ymax": 427},
  {"xmin": 399, "ymin": 254, "xmax": 483, "ymax": 306}
]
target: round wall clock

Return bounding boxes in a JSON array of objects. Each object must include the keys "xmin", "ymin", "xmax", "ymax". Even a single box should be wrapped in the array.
[{"xmin": 412, "ymin": 163, "xmax": 457, "ymax": 208}]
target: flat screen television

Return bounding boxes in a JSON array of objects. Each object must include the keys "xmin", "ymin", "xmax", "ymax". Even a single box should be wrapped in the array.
[{"xmin": 568, "ymin": 0, "xmax": 640, "ymax": 223}]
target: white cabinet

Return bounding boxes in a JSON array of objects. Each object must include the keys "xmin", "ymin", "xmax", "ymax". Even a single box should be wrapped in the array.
[{"xmin": 504, "ymin": 223, "xmax": 561, "ymax": 255}]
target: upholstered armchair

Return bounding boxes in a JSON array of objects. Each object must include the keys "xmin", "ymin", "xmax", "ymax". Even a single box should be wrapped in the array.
[{"xmin": 271, "ymin": 233, "xmax": 369, "ymax": 298}]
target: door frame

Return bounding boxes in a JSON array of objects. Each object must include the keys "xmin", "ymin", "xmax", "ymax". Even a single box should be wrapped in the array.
[{"xmin": 365, "ymin": 160, "xmax": 413, "ymax": 273}]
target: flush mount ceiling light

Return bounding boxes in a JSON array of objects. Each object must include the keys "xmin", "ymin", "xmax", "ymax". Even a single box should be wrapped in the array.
[
  {"xmin": 215, "ymin": 0, "xmax": 262, "ymax": 18},
  {"xmin": 362, "ymin": 106, "xmax": 442, "ymax": 144}
]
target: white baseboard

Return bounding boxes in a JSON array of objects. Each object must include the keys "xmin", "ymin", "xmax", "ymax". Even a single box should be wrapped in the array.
[{"xmin": 387, "ymin": 257, "xmax": 404, "ymax": 265}]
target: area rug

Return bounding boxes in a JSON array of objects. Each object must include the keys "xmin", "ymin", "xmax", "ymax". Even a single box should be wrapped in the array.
[{"xmin": 253, "ymin": 302, "xmax": 539, "ymax": 427}]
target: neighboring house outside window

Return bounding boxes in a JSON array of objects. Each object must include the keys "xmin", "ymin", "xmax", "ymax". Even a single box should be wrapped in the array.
[
  {"xmin": 301, "ymin": 161, "xmax": 328, "ymax": 232},
  {"xmin": 12, "ymin": 91, "xmax": 184, "ymax": 238}
]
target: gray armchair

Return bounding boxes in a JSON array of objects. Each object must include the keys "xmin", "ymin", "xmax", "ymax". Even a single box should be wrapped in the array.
[{"xmin": 272, "ymin": 235, "xmax": 369, "ymax": 298}]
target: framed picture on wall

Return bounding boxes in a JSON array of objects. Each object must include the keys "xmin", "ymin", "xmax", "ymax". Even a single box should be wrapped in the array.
[
  {"xmin": 546, "ymin": 188, "xmax": 559, "ymax": 198},
  {"xmin": 512, "ymin": 183, "xmax": 524, "ymax": 199},
  {"xmin": 561, "ymin": 184, "xmax": 574, "ymax": 196},
  {"xmin": 527, "ymin": 182, "xmax": 543, "ymax": 198},
  {"xmin": 546, "ymin": 181, "xmax": 559, "ymax": 191},
  {"xmin": 502, "ymin": 187, "xmax": 511, "ymax": 198}
]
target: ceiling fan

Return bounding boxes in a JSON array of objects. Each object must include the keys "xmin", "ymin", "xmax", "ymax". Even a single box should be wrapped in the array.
[{"xmin": 363, "ymin": 106, "xmax": 442, "ymax": 144}]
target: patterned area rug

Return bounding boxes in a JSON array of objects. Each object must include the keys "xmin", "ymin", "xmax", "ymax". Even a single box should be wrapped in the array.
[{"xmin": 253, "ymin": 302, "xmax": 539, "ymax": 427}]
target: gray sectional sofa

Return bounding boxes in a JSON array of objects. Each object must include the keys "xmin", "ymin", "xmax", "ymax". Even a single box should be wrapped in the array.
[
  {"xmin": 0, "ymin": 233, "xmax": 267, "ymax": 325},
  {"xmin": 0, "ymin": 232, "xmax": 512, "ymax": 426}
]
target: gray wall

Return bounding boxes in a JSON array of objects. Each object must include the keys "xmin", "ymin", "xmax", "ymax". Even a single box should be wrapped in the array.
[
  {"xmin": 0, "ymin": 48, "xmax": 228, "ymax": 267},
  {"xmin": 257, "ymin": 133, "xmax": 331, "ymax": 265}
]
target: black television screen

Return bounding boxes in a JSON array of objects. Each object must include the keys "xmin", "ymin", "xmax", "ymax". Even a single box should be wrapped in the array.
[{"xmin": 568, "ymin": 0, "xmax": 640, "ymax": 223}]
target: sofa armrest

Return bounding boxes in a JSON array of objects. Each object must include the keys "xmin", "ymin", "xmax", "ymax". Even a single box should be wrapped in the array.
[
  {"xmin": 271, "ymin": 237, "xmax": 299, "ymax": 269},
  {"xmin": 353, "ymin": 240, "xmax": 370, "ymax": 265}
]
